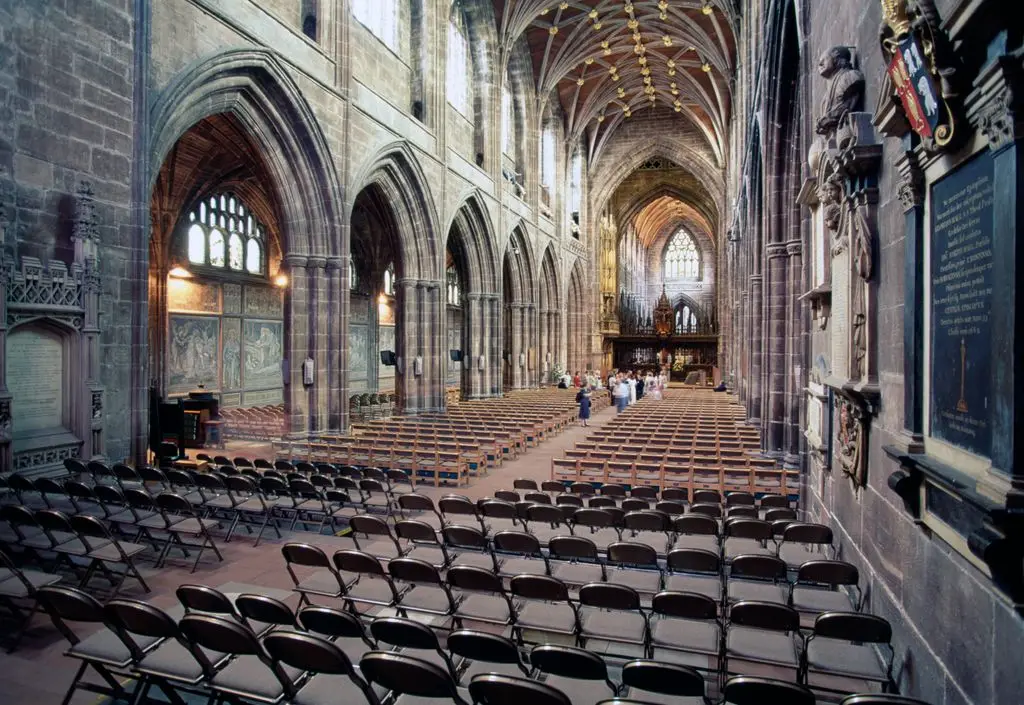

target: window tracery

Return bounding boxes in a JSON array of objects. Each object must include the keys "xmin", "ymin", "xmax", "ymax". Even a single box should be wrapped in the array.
[
  {"xmin": 664, "ymin": 229, "xmax": 700, "ymax": 279},
  {"xmin": 185, "ymin": 193, "xmax": 264, "ymax": 276}
]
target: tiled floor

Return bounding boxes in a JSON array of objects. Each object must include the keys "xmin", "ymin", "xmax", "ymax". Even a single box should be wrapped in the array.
[{"xmin": 0, "ymin": 402, "xmax": 621, "ymax": 705}]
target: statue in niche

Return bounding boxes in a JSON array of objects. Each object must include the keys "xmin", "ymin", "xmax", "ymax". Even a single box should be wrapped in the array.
[
  {"xmin": 816, "ymin": 47, "xmax": 865, "ymax": 138},
  {"xmin": 819, "ymin": 170, "xmax": 846, "ymax": 253},
  {"xmin": 850, "ymin": 205, "xmax": 875, "ymax": 380}
]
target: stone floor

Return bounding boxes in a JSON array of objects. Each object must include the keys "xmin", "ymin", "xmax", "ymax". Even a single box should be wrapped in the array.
[{"xmin": 0, "ymin": 402, "xmax": 621, "ymax": 705}]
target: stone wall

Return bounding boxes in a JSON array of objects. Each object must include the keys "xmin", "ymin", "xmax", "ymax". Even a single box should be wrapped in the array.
[
  {"xmin": 803, "ymin": 0, "xmax": 1024, "ymax": 699},
  {"xmin": 722, "ymin": 1, "xmax": 1024, "ymax": 703},
  {"xmin": 0, "ymin": 0, "xmax": 137, "ymax": 463}
]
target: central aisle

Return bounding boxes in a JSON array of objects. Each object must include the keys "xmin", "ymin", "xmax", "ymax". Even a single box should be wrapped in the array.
[{"xmin": 414, "ymin": 400, "xmax": 620, "ymax": 502}]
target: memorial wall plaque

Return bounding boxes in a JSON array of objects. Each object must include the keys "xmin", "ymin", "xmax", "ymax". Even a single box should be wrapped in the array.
[
  {"xmin": 929, "ymin": 149, "xmax": 995, "ymax": 458},
  {"xmin": 7, "ymin": 327, "xmax": 65, "ymax": 434},
  {"xmin": 243, "ymin": 319, "xmax": 283, "ymax": 390},
  {"xmin": 168, "ymin": 279, "xmax": 220, "ymax": 314}
]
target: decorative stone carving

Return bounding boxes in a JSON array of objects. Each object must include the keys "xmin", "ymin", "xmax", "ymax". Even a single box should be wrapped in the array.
[
  {"xmin": 876, "ymin": 0, "xmax": 963, "ymax": 151},
  {"xmin": 73, "ymin": 181, "xmax": 99, "ymax": 244},
  {"xmin": 816, "ymin": 47, "xmax": 865, "ymax": 138},
  {"xmin": 836, "ymin": 394, "xmax": 868, "ymax": 488}
]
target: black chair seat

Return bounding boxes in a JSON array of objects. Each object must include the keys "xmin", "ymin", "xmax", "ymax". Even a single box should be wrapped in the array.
[
  {"xmin": 135, "ymin": 641, "xmax": 230, "ymax": 684},
  {"xmin": 663, "ymin": 574, "xmax": 722, "ymax": 601},
  {"xmin": 67, "ymin": 627, "xmax": 161, "ymax": 667},
  {"xmin": 578, "ymin": 608, "xmax": 645, "ymax": 642},
  {"xmin": 650, "ymin": 617, "xmax": 720, "ymax": 654},
  {"xmin": 210, "ymin": 655, "xmax": 304, "ymax": 701},
  {"xmin": 540, "ymin": 675, "xmax": 614, "ymax": 705},
  {"xmin": 455, "ymin": 593, "xmax": 517, "ymax": 623},
  {"xmin": 806, "ymin": 639, "xmax": 887, "ymax": 681},
  {"xmin": 550, "ymin": 562, "xmax": 603, "ymax": 587},
  {"xmin": 292, "ymin": 672, "xmax": 387, "ymax": 705},
  {"xmin": 515, "ymin": 602, "xmax": 576, "ymax": 634},
  {"xmin": 726, "ymin": 627, "xmax": 799, "ymax": 667}
]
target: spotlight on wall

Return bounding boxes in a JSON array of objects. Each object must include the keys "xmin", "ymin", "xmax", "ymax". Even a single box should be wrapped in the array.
[
  {"xmin": 701, "ymin": 0, "xmax": 715, "ymax": 15},
  {"xmin": 168, "ymin": 266, "xmax": 192, "ymax": 279},
  {"xmin": 274, "ymin": 273, "xmax": 289, "ymax": 288},
  {"xmin": 378, "ymin": 293, "xmax": 388, "ymax": 305}
]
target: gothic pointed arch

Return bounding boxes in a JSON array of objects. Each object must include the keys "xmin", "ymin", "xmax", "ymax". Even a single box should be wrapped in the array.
[{"xmin": 149, "ymin": 48, "xmax": 343, "ymax": 258}]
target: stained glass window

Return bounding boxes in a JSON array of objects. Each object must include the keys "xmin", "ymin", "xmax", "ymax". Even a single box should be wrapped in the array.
[
  {"xmin": 349, "ymin": 261, "xmax": 358, "ymax": 291},
  {"xmin": 183, "ymin": 193, "xmax": 266, "ymax": 275},
  {"xmin": 383, "ymin": 262, "xmax": 395, "ymax": 296},
  {"xmin": 664, "ymin": 229, "xmax": 700, "ymax": 279}
]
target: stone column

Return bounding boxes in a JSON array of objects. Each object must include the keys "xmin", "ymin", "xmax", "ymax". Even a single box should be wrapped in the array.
[
  {"xmin": 423, "ymin": 279, "xmax": 444, "ymax": 411},
  {"xmin": 747, "ymin": 274, "xmax": 763, "ymax": 425},
  {"xmin": 396, "ymin": 278, "xmax": 416, "ymax": 413},
  {"xmin": 326, "ymin": 256, "xmax": 345, "ymax": 431},
  {"xmin": 463, "ymin": 292, "xmax": 482, "ymax": 398},
  {"xmin": 765, "ymin": 242, "xmax": 789, "ymax": 456},
  {"xmin": 306, "ymin": 256, "xmax": 328, "ymax": 435},
  {"xmin": 785, "ymin": 240, "xmax": 803, "ymax": 465},
  {"xmin": 525, "ymin": 302, "xmax": 537, "ymax": 387},
  {"xmin": 488, "ymin": 293, "xmax": 502, "ymax": 396},
  {"xmin": 284, "ymin": 254, "xmax": 310, "ymax": 435},
  {"xmin": 511, "ymin": 303, "xmax": 524, "ymax": 389}
]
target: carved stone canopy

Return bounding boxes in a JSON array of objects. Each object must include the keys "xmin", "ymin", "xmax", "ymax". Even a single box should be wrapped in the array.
[{"xmin": 653, "ymin": 287, "xmax": 673, "ymax": 337}]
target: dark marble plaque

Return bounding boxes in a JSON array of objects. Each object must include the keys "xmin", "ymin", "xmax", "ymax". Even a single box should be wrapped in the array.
[{"xmin": 929, "ymin": 150, "xmax": 995, "ymax": 458}]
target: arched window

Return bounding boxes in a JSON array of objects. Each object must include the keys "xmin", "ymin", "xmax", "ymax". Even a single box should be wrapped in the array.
[
  {"xmin": 383, "ymin": 262, "xmax": 396, "ymax": 296},
  {"xmin": 352, "ymin": 0, "xmax": 397, "ymax": 48},
  {"xmin": 675, "ymin": 305, "xmax": 698, "ymax": 334},
  {"xmin": 446, "ymin": 263, "xmax": 461, "ymax": 306},
  {"xmin": 569, "ymin": 148, "xmax": 583, "ymax": 213},
  {"xmin": 664, "ymin": 229, "xmax": 700, "ymax": 279},
  {"xmin": 541, "ymin": 126, "xmax": 556, "ymax": 188},
  {"xmin": 349, "ymin": 261, "xmax": 358, "ymax": 291},
  {"xmin": 301, "ymin": 0, "xmax": 318, "ymax": 41},
  {"xmin": 501, "ymin": 72, "xmax": 514, "ymax": 155},
  {"xmin": 184, "ymin": 193, "xmax": 265, "ymax": 275},
  {"xmin": 447, "ymin": 2, "xmax": 471, "ymax": 116}
]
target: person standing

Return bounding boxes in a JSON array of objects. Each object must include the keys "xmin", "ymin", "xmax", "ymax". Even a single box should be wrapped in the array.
[
  {"xmin": 573, "ymin": 370, "xmax": 581, "ymax": 388},
  {"xmin": 576, "ymin": 386, "xmax": 592, "ymax": 426},
  {"xmin": 627, "ymin": 372, "xmax": 637, "ymax": 405},
  {"xmin": 608, "ymin": 369, "xmax": 617, "ymax": 404},
  {"xmin": 636, "ymin": 372, "xmax": 646, "ymax": 401},
  {"xmin": 614, "ymin": 375, "xmax": 630, "ymax": 413}
]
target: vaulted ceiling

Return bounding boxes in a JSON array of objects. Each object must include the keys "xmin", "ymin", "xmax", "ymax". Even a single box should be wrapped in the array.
[{"xmin": 495, "ymin": 0, "xmax": 736, "ymax": 164}]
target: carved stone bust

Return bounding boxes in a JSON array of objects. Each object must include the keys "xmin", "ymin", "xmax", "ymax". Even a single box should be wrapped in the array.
[{"xmin": 816, "ymin": 47, "xmax": 865, "ymax": 137}]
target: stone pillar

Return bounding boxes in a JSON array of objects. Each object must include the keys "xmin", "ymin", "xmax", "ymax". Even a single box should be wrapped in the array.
[
  {"xmin": 525, "ymin": 302, "xmax": 537, "ymax": 387},
  {"xmin": 423, "ymin": 279, "xmax": 444, "ymax": 411},
  {"xmin": 765, "ymin": 242, "xmax": 789, "ymax": 456},
  {"xmin": 488, "ymin": 293, "xmax": 502, "ymax": 396},
  {"xmin": 747, "ymin": 274, "xmax": 763, "ymax": 425},
  {"xmin": 306, "ymin": 256, "xmax": 328, "ymax": 435},
  {"xmin": 326, "ymin": 256, "xmax": 345, "ymax": 431},
  {"xmin": 511, "ymin": 303, "xmax": 524, "ymax": 389},
  {"xmin": 284, "ymin": 254, "xmax": 310, "ymax": 435},
  {"xmin": 785, "ymin": 240, "xmax": 803, "ymax": 465}
]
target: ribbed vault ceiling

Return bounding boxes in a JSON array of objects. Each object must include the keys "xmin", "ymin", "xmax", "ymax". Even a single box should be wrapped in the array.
[
  {"xmin": 496, "ymin": 0, "xmax": 736, "ymax": 163},
  {"xmin": 632, "ymin": 194, "xmax": 711, "ymax": 246}
]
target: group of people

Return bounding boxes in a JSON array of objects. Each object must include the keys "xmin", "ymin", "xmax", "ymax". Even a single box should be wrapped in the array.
[
  {"xmin": 560, "ymin": 367, "xmax": 668, "ymax": 426},
  {"xmin": 609, "ymin": 369, "xmax": 666, "ymax": 413}
]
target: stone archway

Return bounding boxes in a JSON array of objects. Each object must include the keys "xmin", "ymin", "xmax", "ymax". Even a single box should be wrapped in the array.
[
  {"xmin": 445, "ymin": 193, "xmax": 500, "ymax": 399},
  {"xmin": 538, "ymin": 244, "xmax": 561, "ymax": 384},
  {"xmin": 502, "ymin": 225, "xmax": 536, "ymax": 390},
  {"xmin": 146, "ymin": 49, "xmax": 345, "ymax": 456},
  {"xmin": 566, "ymin": 259, "xmax": 588, "ymax": 375},
  {"xmin": 349, "ymin": 143, "xmax": 442, "ymax": 414}
]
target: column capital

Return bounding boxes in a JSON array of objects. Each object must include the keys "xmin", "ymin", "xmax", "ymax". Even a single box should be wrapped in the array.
[
  {"xmin": 766, "ymin": 242, "xmax": 789, "ymax": 259},
  {"xmin": 305, "ymin": 256, "xmax": 328, "ymax": 269},
  {"xmin": 325, "ymin": 255, "xmax": 345, "ymax": 271},
  {"xmin": 283, "ymin": 253, "xmax": 309, "ymax": 268},
  {"xmin": 786, "ymin": 240, "xmax": 803, "ymax": 256}
]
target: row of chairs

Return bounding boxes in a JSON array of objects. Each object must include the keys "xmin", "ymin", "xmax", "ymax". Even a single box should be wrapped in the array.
[
  {"xmin": 34, "ymin": 582, "xmax": 919, "ymax": 705},
  {"xmin": 287, "ymin": 516, "xmax": 860, "ymax": 616},
  {"xmin": 277, "ymin": 542, "xmax": 892, "ymax": 698},
  {"xmin": 2, "ymin": 488, "xmax": 222, "ymax": 574}
]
